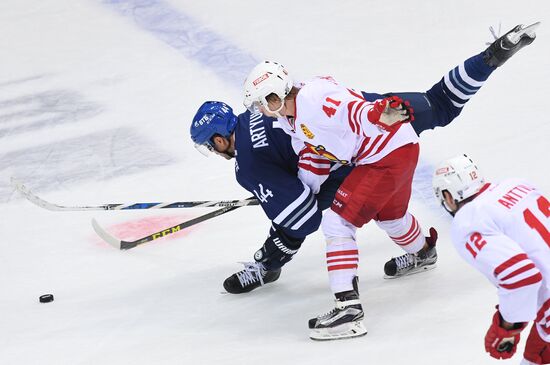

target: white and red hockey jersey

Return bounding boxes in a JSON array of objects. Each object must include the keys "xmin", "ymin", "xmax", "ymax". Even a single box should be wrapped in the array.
[
  {"xmin": 450, "ymin": 178, "xmax": 550, "ymax": 340},
  {"xmin": 278, "ymin": 76, "xmax": 419, "ymax": 166}
]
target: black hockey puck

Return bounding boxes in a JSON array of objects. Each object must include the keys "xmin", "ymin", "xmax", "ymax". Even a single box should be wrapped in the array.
[{"xmin": 39, "ymin": 294, "xmax": 54, "ymax": 303}]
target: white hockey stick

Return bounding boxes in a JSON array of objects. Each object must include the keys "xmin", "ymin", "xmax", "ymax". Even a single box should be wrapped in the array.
[{"xmin": 11, "ymin": 177, "xmax": 259, "ymax": 211}]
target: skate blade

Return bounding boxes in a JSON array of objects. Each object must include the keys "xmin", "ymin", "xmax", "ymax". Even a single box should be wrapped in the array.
[
  {"xmin": 507, "ymin": 21, "xmax": 540, "ymax": 44},
  {"xmin": 309, "ymin": 321, "xmax": 367, "ymax": 341},
  {"xmin": 383, "ymin": 263, "xmax": 437, "ymax": 280}
]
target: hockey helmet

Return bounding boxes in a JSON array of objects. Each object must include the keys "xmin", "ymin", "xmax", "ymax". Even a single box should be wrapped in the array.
[
  {"xmin": 243, "ymin": 61, "xmax": 293, "ymax": 115},
  {"xmin": 190, "ymin": 101, "xmax": 238, "ymax": 156},
  {"xmin": 433, "ymin": 154, "xmax": 485, "ymax": 212}
]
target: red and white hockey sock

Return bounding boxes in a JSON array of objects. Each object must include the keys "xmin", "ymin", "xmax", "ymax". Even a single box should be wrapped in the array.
[
  {"xmin": 376, "ymin": 212, "xmax": 425, "ymax": 254},
  {"xmin": 326, "ymin": 237, "xmax": 359, "ymax": 294}
]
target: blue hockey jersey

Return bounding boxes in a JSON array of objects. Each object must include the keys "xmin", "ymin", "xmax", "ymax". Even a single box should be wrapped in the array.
[{"xmin": 233, "ymin": 110, "xmax": 351, "ymax": 240}]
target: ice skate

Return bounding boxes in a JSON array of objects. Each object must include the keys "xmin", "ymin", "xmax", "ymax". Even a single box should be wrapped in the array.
[
  {"xmin": 223, "ymin": 262, "xmax": 281, "ymax": 294},
  {"xmin": 483, "ymin": 22, "xmax": 540, "ymax": 67},
  {"xmin": 384, "ymin": 227, "xmax": 438, "ymax": 279},
  {"xmin": 309, "ymin": 281, "xmax": 367, "ymax": 341}
]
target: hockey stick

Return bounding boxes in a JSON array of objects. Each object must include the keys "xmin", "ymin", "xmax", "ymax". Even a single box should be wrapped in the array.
[
  {"xmin": 11, "ymin": 177, "xmax": 259, "ymax": 211},
  {"xmin": 92, "ymin": 197, "xmax": 256, "ymax": 250}
]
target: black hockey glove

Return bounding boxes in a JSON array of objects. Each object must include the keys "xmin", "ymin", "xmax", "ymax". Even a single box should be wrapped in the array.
[{"xmin": 254, "ymin": 225, "xmax": 305, "ymax": 271}]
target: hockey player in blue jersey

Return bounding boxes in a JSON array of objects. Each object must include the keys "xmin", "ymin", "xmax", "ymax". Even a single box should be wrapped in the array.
[
  {"xmin": 190, "ymin": 23, "xmax": 537, "ymax": 306},
  {"xmin": 191, "ymin": 101, "xmax": 350, "ymax": 293}
]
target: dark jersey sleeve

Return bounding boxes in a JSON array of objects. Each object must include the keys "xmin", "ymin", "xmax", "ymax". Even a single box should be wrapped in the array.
[{"xmin": 250, "ymin": 157, "xmax": 322, "ymax": 238}]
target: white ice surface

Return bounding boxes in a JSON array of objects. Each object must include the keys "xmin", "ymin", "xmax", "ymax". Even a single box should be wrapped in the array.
[{"xmin": 0, "ymin": 1, "xmax": 549, "ymax": 364}]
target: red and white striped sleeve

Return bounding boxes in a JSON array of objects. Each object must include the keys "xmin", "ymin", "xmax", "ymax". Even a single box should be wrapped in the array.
[
  {"xmin": 488, "ymin": 238, "xmax": 542, "ymax": 323},
  {"xmin": 297, "ymin": 146, "xmax": 332, "ymax": 194},
  {"xmin": 452, "ymin": 227, "xmax": 542, "ymax": 323},
  {"xmin": 345, "ymin": 97, "xmax": 371, "ymax": 137},
  {"xmin": 344, "ymin": 88, "xmax": 418, "ymax": 165},
  {"xmin": 493, "ymin": 253, "xmax": 543, "ymax": 291}
]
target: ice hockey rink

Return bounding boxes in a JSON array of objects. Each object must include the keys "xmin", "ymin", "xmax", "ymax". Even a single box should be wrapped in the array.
[{"xmin": 1, "ymin": 1, "xmax": 549, "ymax": 364}]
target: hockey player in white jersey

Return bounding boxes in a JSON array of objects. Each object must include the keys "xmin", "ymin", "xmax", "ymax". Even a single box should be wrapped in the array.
[
  {"xmin": 242, "ymin": 22, "xmax": 539, "ymax": 341},
  {"xmin": 433, "ymin": 155, "xmax": 549, "ymax": 364}
]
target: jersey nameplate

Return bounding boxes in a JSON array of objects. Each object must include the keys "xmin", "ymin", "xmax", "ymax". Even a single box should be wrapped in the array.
[{"xmin": 249, "ymin": 113, "xmax": 269, "ymax": 149}]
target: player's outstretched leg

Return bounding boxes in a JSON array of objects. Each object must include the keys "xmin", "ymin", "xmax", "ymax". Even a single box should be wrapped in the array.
[
  {"xmin": 484, "ymin": 22, "xmax": 539, "ymax": 67},
  {"xmin": 404, "ymin": 22, "xmax": 538, "ymax": 134},
  {"xmin": 309, "ymin": 276, "xmax": 367, "ymax": 341},
  {"xmin": 223, "ymin": 262, "xmax": 281, "ymax": 294},
  {"xmin": 384, "ymin": 227, "xmax": 438, "ymax": 279}
]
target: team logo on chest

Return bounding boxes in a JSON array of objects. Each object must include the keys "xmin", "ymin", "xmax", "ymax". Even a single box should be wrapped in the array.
[
  {"xmin": 304, "ymin": 142, "xmax": 349, "ymax": 165},
  {"xmin": 300, "ymin": 124, "xmax": 315, "ymax": 139}
]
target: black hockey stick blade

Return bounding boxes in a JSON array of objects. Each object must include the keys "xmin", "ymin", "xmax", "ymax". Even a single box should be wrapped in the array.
[{"xmin": 92, "ymin": 198, "xmax": 254, "ymax": 250}]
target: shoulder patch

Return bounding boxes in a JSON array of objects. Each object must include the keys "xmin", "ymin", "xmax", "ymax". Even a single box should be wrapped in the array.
[{"xmin": 300, "ymin": 124, "xmax": 315, "ymax": 139}]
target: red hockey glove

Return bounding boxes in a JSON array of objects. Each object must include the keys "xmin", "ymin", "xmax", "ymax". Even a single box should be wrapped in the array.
[
  {"xmin": 523, "ymin": 323, "xmax": 550, "ymax": 364},
  {"xmin": 484, "ymin": 308, "xmax": 527, "ymax": 359},
  {"xmin": 367, "ymin": 96, "xmax": 414, "ymax": 130}
]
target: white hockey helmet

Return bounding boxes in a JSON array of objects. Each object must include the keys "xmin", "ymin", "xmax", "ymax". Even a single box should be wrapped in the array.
[
  {"xmin": 433, "ymin": 154, "xmax": 485, "ymax": 212},
  {"xmin": 243, "ymin": 61, "xmax": 293, "ymax": 114}
]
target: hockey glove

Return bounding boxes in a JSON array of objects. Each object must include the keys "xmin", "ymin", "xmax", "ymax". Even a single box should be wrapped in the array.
[
  {"xmin": 523, "ymin": 323, "xmax": 550, "ymax": 364},
  {"xmin": 254, "ymin": 226, "xmax": 304, "ymax": 271},
  {"xmin": 367, "ymin": 96, "xmax": 414, "ymax": 130},
  {"xmin": 484, "ymin": 307, "xmax": 527, "ymax": 359}
]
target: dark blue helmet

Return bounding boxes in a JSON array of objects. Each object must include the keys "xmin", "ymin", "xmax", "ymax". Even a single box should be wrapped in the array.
[{"xmin": 190, "ymin": 101, "xmax": 238, "ymax": 151}]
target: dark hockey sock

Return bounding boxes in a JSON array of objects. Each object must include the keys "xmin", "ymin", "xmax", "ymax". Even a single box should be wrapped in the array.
[
  {"xmin": 421, "ymin": 52, "xmax": 494, "ymax": 130},
  {"xmin": 440, "ymin": 51, "xmax": 494, "ymax": 106},
  {"xmin": 360, "ymin": 52, "xmax": 495, "ymax": 134}
]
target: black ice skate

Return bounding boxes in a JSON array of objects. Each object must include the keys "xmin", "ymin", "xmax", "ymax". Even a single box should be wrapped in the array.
[
  {"xmin": 483, "ymin": 22, "xmax": 539, "ymax": 67},
  {"xmin": 384, "ymin": 227, "xmax": 438, "ymax": 279},
  {"xmin": 309, "ymin": 279, "xmax": 367, "ymax": 341},
  {"xmin": 223, "ymin": 262, "xmax": 281, "ymax": 294}
]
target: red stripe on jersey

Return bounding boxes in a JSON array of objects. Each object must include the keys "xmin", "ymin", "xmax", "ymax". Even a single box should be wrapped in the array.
[
  {"xmin": 347, "ymin": 88, "xmax": 365, "ymax": 100},
  {"xmin": 500, "ymin": 272, "xmax": 542, "ymax": 290},
  {"xmin": 353, "ymin": 101, "xmax": 365, "ymax": 130},
  {"xmin": 327, "ymin": 257, "xmax": 358, "ymax": 264},
  {"xmin": 326, "ymin": 249, "xmax": 359, "ymax": 258},
  {"xmin": 535, "ymin": 299, "xmax": 550, "ymax": 334},
  {"xmin": 358, "ymin": 104, "xmax": 367, "ymax": 134},
  {"xmin": 298, "ymin": 162, "xmax": 330, "ymax": 176},
  {"xmin": 354, "ymin": 104, "xmax": 366, "ymax": 134},
  {"xmin": 353, "ymin": 137, "xmax": 372, "ymax": 163},
  {"xmin": 373, "ymin": 124, "xmax": 401, "ymax": 155},
  {"xmin": 494, "ymin": 254, "xmax": 529, "ymax": 276},
  {"xmin": 300, "ymin": 155, "xmax": 331, "ymax": 165},
  {"xmin": 347, "ymin": 101, "xmax": 358, "ymax": 133},
  {"xmin": 501, "ymin": 263, "xmax": 536, "ymax": 281},
  {"xmin": 356, "ymin": 134, "xmax": 383, "ymax": 162},
  {"xmin": 327, "ymin": 264, "xmax": 358, "ymax": 271},
  {"xmin": 535, "ymin": 299, "xmax": 550, "ymax": 323},
  {"xmin": 291, "ymin": 94, "xmax": 298, "ymax": 132}
]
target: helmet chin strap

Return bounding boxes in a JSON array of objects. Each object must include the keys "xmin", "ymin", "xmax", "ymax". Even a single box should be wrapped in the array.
[{"xmin": 263, "ymin": 97, "xmax": 286, "ymax": 119}]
